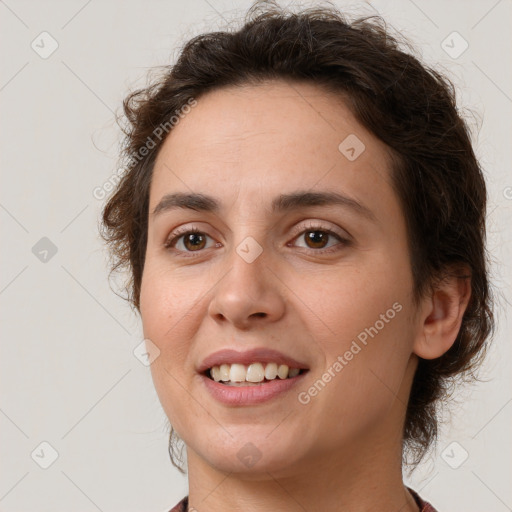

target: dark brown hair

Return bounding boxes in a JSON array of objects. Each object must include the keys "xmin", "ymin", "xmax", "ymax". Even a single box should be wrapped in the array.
[{"xmin": 101, "ymin": 0, "xmax": 494, "ymax": 472}]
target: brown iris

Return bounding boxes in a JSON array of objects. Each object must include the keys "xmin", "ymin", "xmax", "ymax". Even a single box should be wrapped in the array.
[
  {"xmin": 183, "ymin": 232, "xmax": 207, "ymax": 251},
  {"xmin": 304, "ymin": 230, "xmax": 329, "ymax": 249}
]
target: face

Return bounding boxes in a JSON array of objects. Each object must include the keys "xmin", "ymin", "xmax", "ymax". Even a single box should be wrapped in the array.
[{"xmin": 140, "ymin": 80, "xmax": 420, "ymax": 477}]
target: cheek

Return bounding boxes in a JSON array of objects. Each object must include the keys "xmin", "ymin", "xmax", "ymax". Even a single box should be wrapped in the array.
[
  {"xmin": 139, "ymin": 264, "xmax": 193, "ymax": 374},
  {"xmin": 139, "ymin": 259, "xmax": 192, "ymax": 338},
  {"xmin": 302, "ymin": 258, "xmax": 410, "ymax": 340},
  {"xmin": 139, "ymin": 265, "xmax": 196, "ymax": 430},
  {"xmin": 301, "ymin": 256, "xmax": 415, "ymax": 392},
  {"xmin": 319, "ymin": 293, "xmax": 412, "ymax": 384},
  {"xmin": 298, "ymin": 297, "xmax": 414, "ymax": 451}
]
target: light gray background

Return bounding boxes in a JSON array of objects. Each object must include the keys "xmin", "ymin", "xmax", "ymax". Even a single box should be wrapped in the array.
[{"xmin": 1, "ymin": 0, "xmax": 511, "ymax": 511}]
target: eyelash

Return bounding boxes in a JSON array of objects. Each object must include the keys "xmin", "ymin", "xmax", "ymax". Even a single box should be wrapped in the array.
[{"xmin": 163, "ymin": 223, "xmax": 350, "ymax": 258}]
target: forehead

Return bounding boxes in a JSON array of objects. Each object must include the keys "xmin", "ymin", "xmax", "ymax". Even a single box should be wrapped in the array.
[{"xmin": 149, "ymin": 80, "xmax": 396, "ymax": 217}]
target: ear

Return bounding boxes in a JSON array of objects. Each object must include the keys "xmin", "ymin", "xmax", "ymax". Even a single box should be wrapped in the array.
[{"xmin": 413, "ymin": 267, "xmax": 472, "ymax": 360}]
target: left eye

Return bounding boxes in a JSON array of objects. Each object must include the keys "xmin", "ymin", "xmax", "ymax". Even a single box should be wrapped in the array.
[{"xmin": 291, "ymin": 227, "xmax": 346, "ymax": 253}]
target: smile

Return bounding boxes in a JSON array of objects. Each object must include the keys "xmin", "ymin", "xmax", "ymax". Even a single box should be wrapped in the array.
[{"xmin": 206, "ymin": 362, "xmax": 306, "ymax": 384}]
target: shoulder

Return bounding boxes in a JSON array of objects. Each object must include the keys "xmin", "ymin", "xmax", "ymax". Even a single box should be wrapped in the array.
[
  {"xmin": 167, "ymin": 492, "xmax": 439, "ymax": 512},
  {"xmin": 407, "ymin": 486, "xmax": 440, "ymax": 512},
  {"xmin": 167, "ymin": 495, "xmax": 188, "ymax": 512}
]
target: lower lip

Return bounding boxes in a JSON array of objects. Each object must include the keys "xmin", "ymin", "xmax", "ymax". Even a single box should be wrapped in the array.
[{"xmin": 200, "ymin": 371, "xmax": 309, "ymax": 406}]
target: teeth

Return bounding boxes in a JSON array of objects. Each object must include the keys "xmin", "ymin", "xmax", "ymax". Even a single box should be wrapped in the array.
[
  {"xmin": 229, "ymin": 363, "xmax": 246, "ymax": 382},
  {"xmin": 277, "ymin": 364, "xmax": 289, "ymax": 379},
  {"xmin": 288, "ymin": 367, "xmax": 300, "ymax": 378},
  {"xmin": 209, "ymin": 362, "xmax": 302, "ymax": 383},
  {"xmin": 246, "ymin": 362, "xmax": 265, "ymax": 382},
  {"xmin": 219, "ymin": 364, "xmax": 230, "ymax": 381},
  {"xmin": 211, "ymin": 366, "xmax": 221, "ymax": 381},
  {"xmin": 264, "ymin": 362, "xmax": 278, "ymax": 380}
]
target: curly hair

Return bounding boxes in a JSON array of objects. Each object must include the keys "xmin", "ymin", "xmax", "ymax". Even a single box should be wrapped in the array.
[{"xmin": 100, "ymin": 0, "xmax": 495, "ymax": 473}]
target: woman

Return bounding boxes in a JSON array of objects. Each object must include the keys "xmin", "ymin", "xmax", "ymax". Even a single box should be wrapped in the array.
[{"xmin": 101, "ymin": 2, "xmax": 494, "ymax": 511}]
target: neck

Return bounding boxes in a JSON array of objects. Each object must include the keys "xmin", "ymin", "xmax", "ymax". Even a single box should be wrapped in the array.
[{"xmin": 185, "ymin": 402, "xmax": 419, "ymax": 512}]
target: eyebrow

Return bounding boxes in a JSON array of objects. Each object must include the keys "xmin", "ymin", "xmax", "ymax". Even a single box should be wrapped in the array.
[{"xmin": 152, "ymin": 190, "xmax": 376, "ymax": 221}]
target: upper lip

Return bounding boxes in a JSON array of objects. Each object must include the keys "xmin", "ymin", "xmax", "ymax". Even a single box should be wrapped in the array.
[{"xmin": 197, "ymin": 348, "xmax": 310, "ymax": 374}]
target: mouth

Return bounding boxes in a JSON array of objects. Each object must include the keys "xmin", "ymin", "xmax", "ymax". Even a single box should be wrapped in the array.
[
  {"xmin": 202, "ymin": 365, "xmax": 310, "ymax": 386},
  {"xmin": 199, "ymin": 363, "xmax": 310, "ymax": 405},
  {"xmin": 196, "ymin": 348, "xmax": 310, "ymax": 404}
]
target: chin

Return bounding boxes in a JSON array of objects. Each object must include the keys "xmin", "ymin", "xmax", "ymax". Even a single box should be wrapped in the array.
[{"xmin": 194, "ymin": 434, "xmax": 305, "ymax": 476}]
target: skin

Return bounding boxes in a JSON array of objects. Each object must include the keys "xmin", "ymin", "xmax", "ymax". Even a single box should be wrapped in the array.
[{"xmin": 139, "ymin": 80, "xmax": 471, "ymax": 512}]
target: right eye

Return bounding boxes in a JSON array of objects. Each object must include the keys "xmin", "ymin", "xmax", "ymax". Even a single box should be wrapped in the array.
[{"xmin": 164, "ymin": 227, "xmax": 219, "ymax": 256}]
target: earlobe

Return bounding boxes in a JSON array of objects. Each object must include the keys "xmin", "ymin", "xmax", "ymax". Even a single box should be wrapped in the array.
[{"xmin": 413, "ymin": 271, "xmax": 472, "ymax": 360}]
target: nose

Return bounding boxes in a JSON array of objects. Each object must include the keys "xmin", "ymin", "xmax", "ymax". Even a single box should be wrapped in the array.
[{"xmin": 207, "ymin": 245, "xmax": 286, "ymax": 330}]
